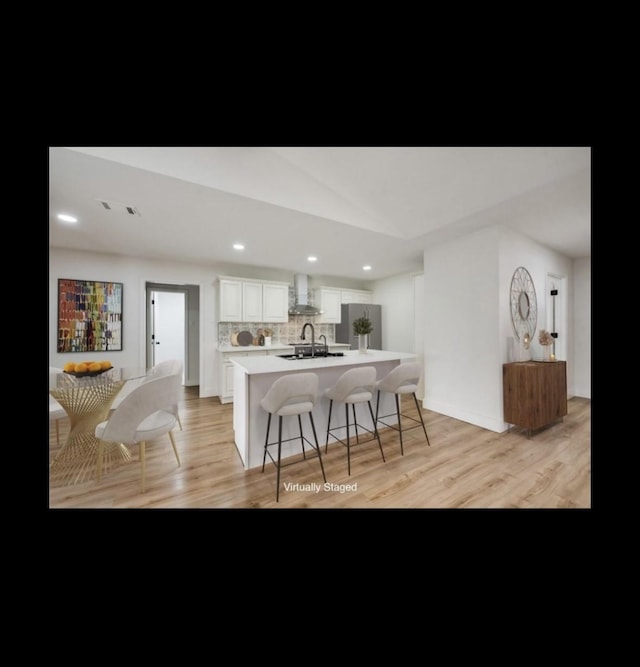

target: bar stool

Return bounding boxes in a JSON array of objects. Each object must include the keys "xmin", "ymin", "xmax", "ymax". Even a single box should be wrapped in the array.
[
  {"xmin": 324, "ymin": 366, "xmax": 385, "ymax": 475},
  {"xmin": 375, "ymin": 362, "xmax": 430, "ymax": 455},
  {"xmin": 261, "ymin": 372, "xmax": 326, "ymax": 502}
]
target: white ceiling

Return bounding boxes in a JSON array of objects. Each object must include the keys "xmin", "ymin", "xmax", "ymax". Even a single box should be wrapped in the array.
[{"xmin": 49, "ymin": 146, "xmax": 591, "ymax": 280}]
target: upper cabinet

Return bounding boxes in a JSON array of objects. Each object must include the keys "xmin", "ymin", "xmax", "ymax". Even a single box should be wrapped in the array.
[
  {"xmin": 218, "ymin": 277, "xmax": 289, "ymax": 323},
  {"xmin": 219, "ymin": 279, "xmax": 243, "ymax": 321},
  {"xmin": 242, "ymin": 282, "xmax": 263, "ymax": 321},
  {"xmin": 314, "ymin": 287, "xmax": 342, "ymax": 323},
  {"xmin": 262, "ymin": 282, "xmax": 289, "ymax": 322},
  {"xmin": 341, "ymin": 289, "xmax": 373, "ymax": 304}
]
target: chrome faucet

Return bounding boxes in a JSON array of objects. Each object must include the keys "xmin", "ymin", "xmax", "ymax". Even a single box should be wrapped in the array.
[
  {"xmin": 301, "ymin": 322, "xmax": 315, "ymax": 357},
  {"xmin": 319, "ymin": 334, "xmax": 327, "ymax": 356}
]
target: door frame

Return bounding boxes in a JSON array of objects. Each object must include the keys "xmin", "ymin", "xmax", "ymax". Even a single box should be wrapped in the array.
[
  {"xmin": 545, "ymin": 272, "xmax": 567, "ymax": 361},
  {"xmin": 145, "ymin": 282, "xmax": 199, "ymax": 385}
]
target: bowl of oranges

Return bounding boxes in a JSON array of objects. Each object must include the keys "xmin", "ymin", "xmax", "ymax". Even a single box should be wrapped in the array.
[{"xmin": 63, "ymin": 360, "xmax": 113, "ymax": 377}]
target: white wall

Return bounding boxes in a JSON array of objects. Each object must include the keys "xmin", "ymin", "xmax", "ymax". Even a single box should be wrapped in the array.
[
  {"xmin": 423, "ymin": 226, "xmax": 503, "ymax": 431},
  {"xmin": 372, "ymin": 272, "xmax": 416, "ymax": 353},
  {"xmin": 50, "ymin": 248, "xmax": 219, "ymax": 397},
  {"xmin": 573, "ymin": 257, "xmax": 591, "ymax": 398}
]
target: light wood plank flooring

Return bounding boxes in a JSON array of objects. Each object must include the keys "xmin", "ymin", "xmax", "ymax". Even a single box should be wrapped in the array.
[{"xmin": 48, "ymin": 387, "xmax": 591, "ymax": 509}]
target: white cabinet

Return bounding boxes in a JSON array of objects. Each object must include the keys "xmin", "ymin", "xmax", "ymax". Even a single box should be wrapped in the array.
[
  {"xmin": 242, "ymin": 282, "xmax": 263, "ymax": 321},
  {"xmin": 222, "ymin": 359, "xmax": 236, "ymax": 400},
  {"xmin": 220, "ymin": 350, "xmax": 268, "ymax": 403},
  {"xmin": 341, "ymin": 289, "xmax": 373, "ymax": 304},
  {"xmin": 219, "ymin": 279, "xmax": 243, "ymax": 321},
  {"xmin": 262, "ymin": 282, "xmax": 289, "ymax": 322},
  {"xmin": 314, "ymin": 287, "xmax": 342, "ymax": 323},
  {"xmin": 218, "ymin": 276, "xmax": 289, "ymax": 323}
]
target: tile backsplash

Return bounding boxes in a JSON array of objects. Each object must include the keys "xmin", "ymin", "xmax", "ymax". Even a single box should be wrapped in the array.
[{"xmin": 218, "ymin": 319, "xmax": 336, "ymax": 345}]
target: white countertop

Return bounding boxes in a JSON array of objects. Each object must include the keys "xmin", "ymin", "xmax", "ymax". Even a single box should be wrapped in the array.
[
  {"xmin": 230, "ymin": 349, "xmax": 416, "ymax": 375},
  {"xmin": 218, "ymin": 342, "xmax": 351, "ymax": 353}
]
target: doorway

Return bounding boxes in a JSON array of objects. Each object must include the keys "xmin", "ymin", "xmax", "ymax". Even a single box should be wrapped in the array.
[
  {"xmin": 545, "ymin": 273, "xmax": 567, "ymax": 361},
  {"xmin": 145, "ymin": 282, "xmax": 200, "ymax": 386}
]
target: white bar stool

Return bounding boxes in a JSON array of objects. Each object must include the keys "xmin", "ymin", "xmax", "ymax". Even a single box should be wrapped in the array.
[
  {"xmin": 260, "ymin": 372, "xmax": 326, "ymax": 502},
  {"xmin": 324, "ymin": 366, "xmax": 385, "ymax": 475},
  {"xmin": 375, "ymin": 362, "xmax": 430, "ymax": 455}
]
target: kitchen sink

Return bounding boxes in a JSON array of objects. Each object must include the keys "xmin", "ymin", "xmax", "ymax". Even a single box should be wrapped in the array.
[{"xmin": 277, "ymin": 352, "xmax": 345, "ymax": 360}]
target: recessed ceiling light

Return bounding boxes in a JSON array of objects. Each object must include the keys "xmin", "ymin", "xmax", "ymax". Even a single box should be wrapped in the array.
[
  {"xmin": 307, "ymin": 256, "xmax": 317, "ymax": 262},
  {"xmin": 233, "ymin": 243, "xmax": 245, "ymax": 250},
  {"xmin": 363, "ymin": 265, "xmax": 372, "ymax": 271},
  {"xmin": 57, "ymin": 214, "xmax": 78, "ymax": 223}
]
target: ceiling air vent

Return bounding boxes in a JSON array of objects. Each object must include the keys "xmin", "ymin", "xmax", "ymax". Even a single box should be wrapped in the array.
[{"xmin": 96, "ymin": 198, "xmax": 141, "ymax": 215}]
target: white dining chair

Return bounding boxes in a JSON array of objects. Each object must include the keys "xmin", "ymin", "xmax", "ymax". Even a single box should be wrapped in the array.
[
  {"xmin": 143, "ymin": 359, "xmax": 183, "ymax": 429},
  {"xmin": 49, "ymin": 367, "xmax": 67, "ymax": 445},
  {"xmin": 111, "ymin": 359, "xmax": 184, "ymax": 429},
  {"xmin": 94, "ymin": 373, "xmax": 181, "ymax": 492}
]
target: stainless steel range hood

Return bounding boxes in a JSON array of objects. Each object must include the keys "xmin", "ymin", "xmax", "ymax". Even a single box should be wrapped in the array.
[{"xmin": 289, "ymin": 274, "xmax": 321, "ymax": 316}]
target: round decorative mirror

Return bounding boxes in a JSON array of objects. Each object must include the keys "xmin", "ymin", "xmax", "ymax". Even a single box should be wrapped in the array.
[{"xmin": 510, "ymin": 266, "xmax": 537, "ymax": 342}]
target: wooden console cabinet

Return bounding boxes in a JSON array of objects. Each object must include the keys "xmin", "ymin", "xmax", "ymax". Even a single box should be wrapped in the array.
[{"xmin": 503, "ymin": 361, "xmax": 567, "ymax": 435}]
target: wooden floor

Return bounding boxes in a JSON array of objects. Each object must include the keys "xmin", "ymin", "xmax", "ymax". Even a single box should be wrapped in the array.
[{"xmin": 48, "ymin": 387, "xmax": 591, "ymax": 509}]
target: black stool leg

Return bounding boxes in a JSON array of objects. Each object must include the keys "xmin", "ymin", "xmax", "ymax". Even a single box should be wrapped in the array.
[
  {"xmin": 325, "ymin": 400, "xmax": 333, "ymax": 453},
  {"xmin": 375, "ymin": 390, "xmax": 381, "ymax": 423},
  {"xmin": 352, "ymin": 404, "xmax": 360, "ymax": 443},
  {"xmin": 413, "ymin": 393, "xmax": 430, "ymax": 445},
  {"xmin": 298, "ymin": 414, "xmax": 306, "ymax": 459},
  {"xmin": 262, "ymin": 413, "xmax": 272, "ymax": 472},
  {"xmin": 345, "ymin": 403, "xmax": 351, "ymax": 476},
  {"xmin": 276, "ymin": 416, "xmax": 283, "ymax": 502},
  {"xmin": 308, "ymin": 412, "xmax": 326, "ymax": 482},
  {"xmin": 368, "ymin": 400, "xmax": 385, "ymax": 462},
  {"xmin": 396, "ymin": 393, "xmax": 404, "ymax": 455}
]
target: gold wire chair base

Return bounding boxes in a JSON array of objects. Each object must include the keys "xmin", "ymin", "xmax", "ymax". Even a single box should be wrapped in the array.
[{"xmin": 50, "ymin": 433, "xmax": 132, "ymax": 486}]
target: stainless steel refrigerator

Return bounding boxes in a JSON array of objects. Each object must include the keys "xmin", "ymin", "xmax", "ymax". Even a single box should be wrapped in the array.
[{"xmin": 335, "ymin": 303, "xmax": 382, "ymax": 350}]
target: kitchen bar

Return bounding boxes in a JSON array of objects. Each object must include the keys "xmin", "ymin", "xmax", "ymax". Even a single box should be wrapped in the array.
[{"xmin": 231, "ymin": 349, "xmax": 417, "ymax": 469}]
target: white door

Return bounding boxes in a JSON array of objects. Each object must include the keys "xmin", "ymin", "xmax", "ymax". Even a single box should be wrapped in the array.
[
  {"xmin": 149, "ymin": 290, "xmax": 185, "ymax": 382},
  {"xmin": 546, "ymin": 273, "xmax": 567, "ymax": 361}
]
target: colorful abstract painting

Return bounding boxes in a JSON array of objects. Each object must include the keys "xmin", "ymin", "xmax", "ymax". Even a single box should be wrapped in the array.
[{"xmin": 57, "ymin": 279, "xmax": 123, "ymax": 352}]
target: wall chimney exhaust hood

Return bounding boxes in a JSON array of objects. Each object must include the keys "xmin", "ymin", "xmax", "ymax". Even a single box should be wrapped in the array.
[{"xmin": 289, "ymin": 274, "xmax": 321, "ymax": 316}]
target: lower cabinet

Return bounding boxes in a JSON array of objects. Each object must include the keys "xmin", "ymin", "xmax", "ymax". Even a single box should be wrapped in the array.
[
  {"xmin": 220, "ymin": 351, "xmax": 269, "ymax": 403},
  {"xmin": 503, "ymin": 360, "xmax": 567, "ymax": 435}
]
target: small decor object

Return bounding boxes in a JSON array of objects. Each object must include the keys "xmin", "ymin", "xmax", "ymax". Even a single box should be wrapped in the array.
[
  {"xmin": 58, "ymin": 279, "xmax": 123, "ymax": 353},
  {"xmin": 263, "ymin": 328, "xmax": 272, "ymax": 346},
  {"xmin": 538, "ymin": 329, "xmax": 554, "ymax": 361},
  {"xmin": 237, "ymin": 330, "xmax": 253, "ymax": 346},
  {"xmin": 353, "ymin": 311, "xmax": 373, "ymax": 354}
]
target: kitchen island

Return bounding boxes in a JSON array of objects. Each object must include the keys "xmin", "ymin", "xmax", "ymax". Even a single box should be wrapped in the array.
[{"xmin": 231, "ymin": 349, "xmax": 417, "ymax": 469}]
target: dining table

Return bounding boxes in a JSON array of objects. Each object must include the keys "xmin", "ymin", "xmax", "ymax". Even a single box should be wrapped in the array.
[{"xmin": 49, "ymin": 367, "xmax": 149, "ymax": 486}]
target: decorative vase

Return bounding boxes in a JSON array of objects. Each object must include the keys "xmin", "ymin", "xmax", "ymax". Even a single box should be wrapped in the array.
[
  {"xmin": 543, "ymin": 345, "xmax": 551, "ymax": 361},
  {"xmin": 264, "ymin": 336, "xmax": 272, "ymax": 346},
  {"xmin": 358, "ymin": 334, "xmax": 368, "ymax": 354}
]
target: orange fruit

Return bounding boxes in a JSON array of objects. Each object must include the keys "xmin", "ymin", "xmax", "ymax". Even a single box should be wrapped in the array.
[
  {"xmin": 100, "ymin": 360, "xmax": 111, "ymax": 369},
  {"xmin": 74, "ymin": 363, "xmax": 89, "ymax": 373},
  {"xmin": 88, "ymin": 362, "xmax": 102, "ymax": 372},
  {"xmin": 63, "ymin": 362, "xmax": 75, "ymax": 372}
]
